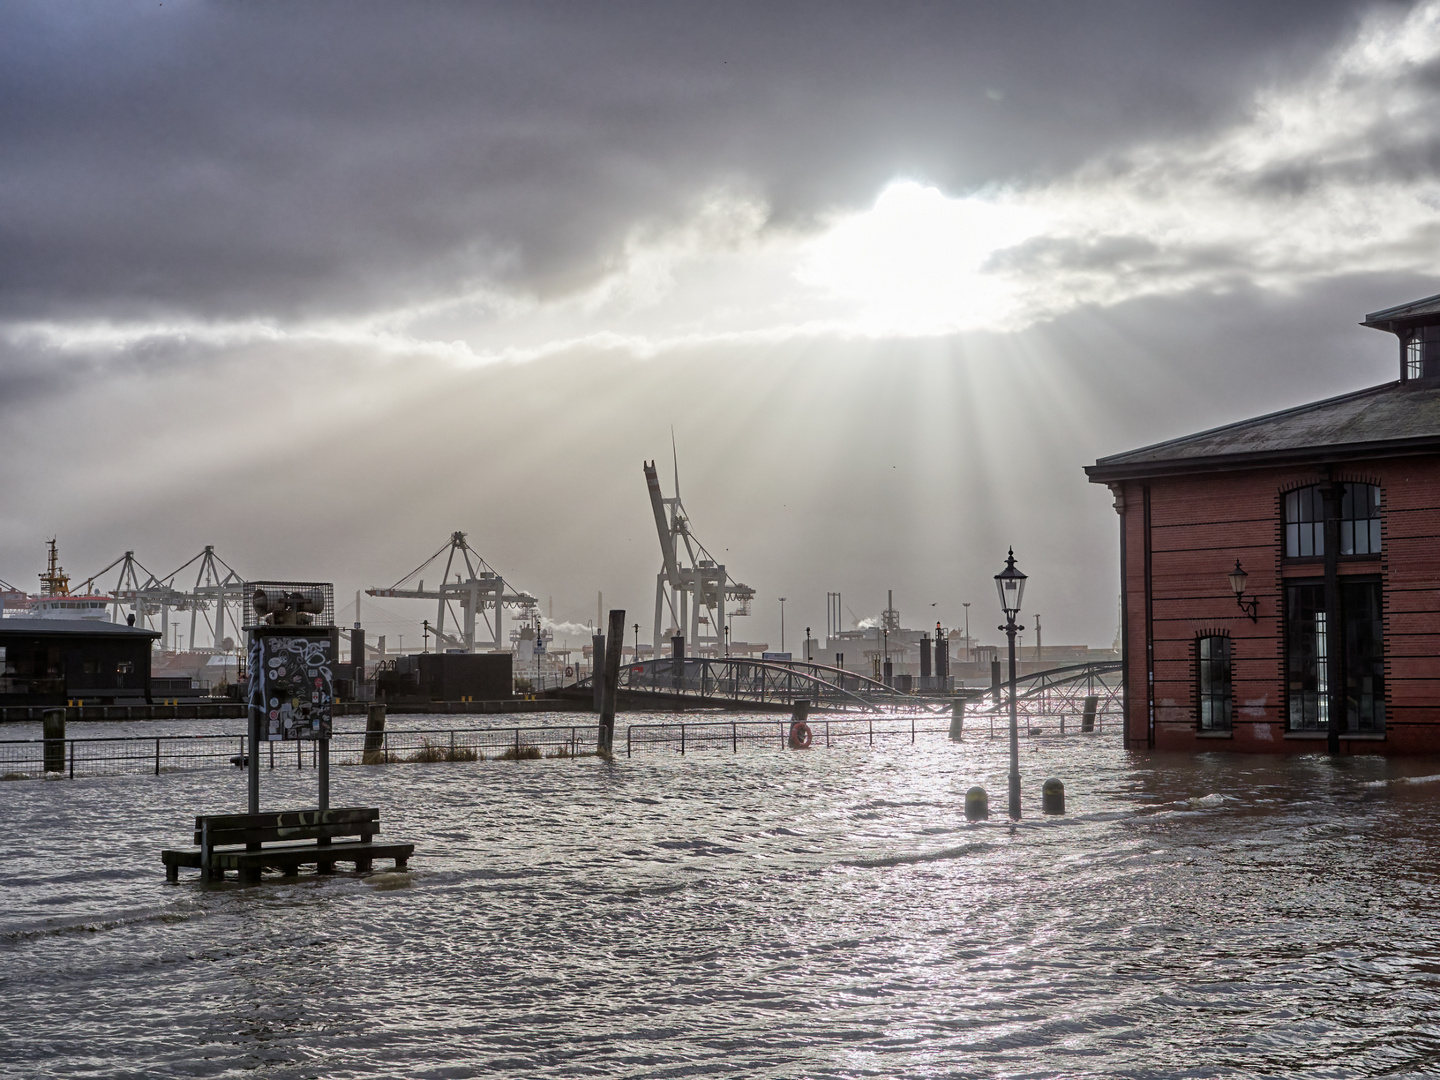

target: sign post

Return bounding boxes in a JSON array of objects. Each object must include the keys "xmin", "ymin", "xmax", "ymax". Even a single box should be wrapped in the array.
[{"xmin": 244, "ymin": 582, "xmax": 336, "ymax": 814}]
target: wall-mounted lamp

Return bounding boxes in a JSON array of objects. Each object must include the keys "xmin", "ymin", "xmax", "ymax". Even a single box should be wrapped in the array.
[{"xmin": 1228, "ymin": 560, "xmax": 1259, "ymax": 622}]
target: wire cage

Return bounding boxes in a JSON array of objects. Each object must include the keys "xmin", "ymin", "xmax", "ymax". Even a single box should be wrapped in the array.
[{"xmin": 241, "ymin": 581, "xmax": 335, "ymax": 630}]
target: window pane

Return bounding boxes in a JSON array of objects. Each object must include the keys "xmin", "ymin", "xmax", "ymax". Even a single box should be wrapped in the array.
[
  {"xmin": 1286, "ymin": 583, "xmax": 1326, "ymax": 730},
  {"xmin": 1197, "ymin": 635, "xmax": 1232, "ymax": 732},
  {"xmin": 1342, "ymin": 579, "xmax": 1386, "ymax": 733}
]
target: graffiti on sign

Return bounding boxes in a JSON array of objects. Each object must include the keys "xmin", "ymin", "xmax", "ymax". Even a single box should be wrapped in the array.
[{"xmin": 247, "ymin": 633, "xmax": 333, "ymax": 740}]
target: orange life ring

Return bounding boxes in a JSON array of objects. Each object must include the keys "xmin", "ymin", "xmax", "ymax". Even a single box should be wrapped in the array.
[{"xmin": 788, "ymin": 720, "xmax": 813, "ymax": 749}]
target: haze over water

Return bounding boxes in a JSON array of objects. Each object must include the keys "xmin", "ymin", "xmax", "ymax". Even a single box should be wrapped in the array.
[{"xmin": 4, "ymin": 719, "xmax": 1440, "ymax": 1078}]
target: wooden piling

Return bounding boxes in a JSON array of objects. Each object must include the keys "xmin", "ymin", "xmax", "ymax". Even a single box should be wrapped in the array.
[
  {"xmin": 949, "ymin": 700, "xmax": 965, "ymax": 740},
  {"xmin": 42, "ymin": 707, "xmax": 65, "ymax": 774},
  {"xmin": 1081, "ymin": 695, "xmax": 1098, "ymax": 732},
  {"xmin": 364, "ymin": 703, "xmax": 387, "ymax": 752},
  {"xmin": 598, "ymin": 609, "xmax": 625, "ymax": 753}
]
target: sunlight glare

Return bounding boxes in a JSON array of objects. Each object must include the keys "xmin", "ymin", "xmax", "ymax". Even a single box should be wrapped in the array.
[{"xmin": 797, "ymin": 181, "xmax": 1044, "ymax": 336}]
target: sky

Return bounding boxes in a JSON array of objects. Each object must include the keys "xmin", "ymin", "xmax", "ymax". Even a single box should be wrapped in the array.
[{"xmin": 3, "ymin": 0, "xmax": 1439, "ymax": 655}]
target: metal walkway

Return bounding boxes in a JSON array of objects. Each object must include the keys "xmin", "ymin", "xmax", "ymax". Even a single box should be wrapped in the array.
[{"xmin": 575, "ymin": 657, "xmax": 1123, "ymax": 714}]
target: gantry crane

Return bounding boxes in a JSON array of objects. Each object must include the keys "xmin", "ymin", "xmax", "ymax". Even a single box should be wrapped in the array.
[
  {"xmin": 645, "ymin": 451, "xmax": 754, "ymax": 659},
  {"xmin": 366, "ymin": 531, "xmax": 537, "ymax": 653}
]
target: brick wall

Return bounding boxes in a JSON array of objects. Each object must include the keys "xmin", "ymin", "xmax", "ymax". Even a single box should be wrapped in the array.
[{"xmin": 1116, "ymin": 455, "xmax": 1440, "ymax": 754}]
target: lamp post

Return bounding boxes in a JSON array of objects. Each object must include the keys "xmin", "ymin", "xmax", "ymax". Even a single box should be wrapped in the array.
[
  {"xmin": 633, "ymin": 622, "xmax": 640, "ymax": 662},
  {"xmin": 995, "ymin": 548, "xmax": 1028, "ymax": 820},
  {"xmin": 805, "ymin": 626, "xmax": 811, "ymax": 663},
  {"xmin": 963, "ymin": 602, "xmax": 971, "ymax": 662},
  {"xmin": 779, "ymin": 597, "xmax": 787, "ymax": 653}
]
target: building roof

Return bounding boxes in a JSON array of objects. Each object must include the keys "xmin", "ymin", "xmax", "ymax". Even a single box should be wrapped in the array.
[
  {"xmin": 1362, "ymin": 292, "xmax": 1440, "ymax": 329},
  {"xmin": 1086, "ymin": 379, "xmax": 1440, "ymax": 482},
  {"xmin": 0, "ymin": 618, "xmax": 161, "ymax": 639}
]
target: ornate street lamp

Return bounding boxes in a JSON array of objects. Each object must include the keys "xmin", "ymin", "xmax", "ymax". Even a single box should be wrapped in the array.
[
  {"xmin": 1229, "ymin": 560, "xmax": 1259, "ymax": 622},
  {"xmin": 995, "ymin": 548, "xmax": 1027, "ymax": 819}
]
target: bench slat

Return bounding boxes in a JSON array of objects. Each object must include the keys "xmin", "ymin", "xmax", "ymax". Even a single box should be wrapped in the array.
[
  {"xmin": 193, "ymin": 807, "xmax": 378, "ymax": 830},
  {"xmin": 192, "ymin": 821, "xmax": 379, "ymax": 846}
]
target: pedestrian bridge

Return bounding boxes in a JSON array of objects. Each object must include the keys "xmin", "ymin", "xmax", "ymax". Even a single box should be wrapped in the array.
[{"xmin": 573, "ymin": 657, "xmax": 1122, "ymax": 715}]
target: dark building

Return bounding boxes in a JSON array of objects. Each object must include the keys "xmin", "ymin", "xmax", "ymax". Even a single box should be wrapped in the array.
[
  {"xmin": 0, "ymin": 619, "xmax": 160, "ymax": 706},
  {"xmin": 377, "ymin": 652, "xmax": 513, "ymax": 703},
  {"xmin": 1087, "ymin": 293, "xmax": 1440, "ymax": 754}
]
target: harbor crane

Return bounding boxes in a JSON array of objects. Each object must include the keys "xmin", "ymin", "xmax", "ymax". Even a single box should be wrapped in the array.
[
  {"xmin": 81, "ymin": 545, "xmax": 246, "ymax": 652},
  {"xmin": 366, "ymin": 531, "xmax": 537, "ymax": 653},
  {"xmin": 645, "ymin": 455, "xmax": 755, "ymax": 659}
]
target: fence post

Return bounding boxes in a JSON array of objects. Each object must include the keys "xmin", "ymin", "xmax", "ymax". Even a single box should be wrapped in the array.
[
  {"xmin": 680, "ymin": 723, "xmax": 685, "ymax": 755},
  {"xmin": 911, "ymin": 714, "xmax": 915, "ymax": 744},
  {"xmin": 69, "ymin": 738, "xmax": 75, "ymax": 780},
  {"xmin": 626, "ymin": 726, "xmax": 632, "ymax": 758},
  {"xmin": 869, "ymin": 717, "xmax": 873, "ymax": 747},
  {"xmin": 732, "ymin": 721, "xmax": 737, "ymax": 753},
  {"xmin": 825, "ymin": 719, "xmax": 830, "ymax": 748},
  {"xmin": 515, "ymin": 728, "xmax": 521, "ymax": 757},
  {"xmin": 155, "ymin": 737, "xmax": 160, "ymax": 776}
]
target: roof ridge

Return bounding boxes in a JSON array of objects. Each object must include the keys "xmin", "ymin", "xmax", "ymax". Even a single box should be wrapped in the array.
[
  {"xmin": 1094, "ymin": 381, "xmax": 1397, "ymax": 466},
  {"xmin": 1364, "ymin": 292, "xmax": 1440, "ymax": 323}
]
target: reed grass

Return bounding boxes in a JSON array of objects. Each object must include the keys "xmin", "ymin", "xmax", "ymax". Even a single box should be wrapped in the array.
[{"xmin": 497, "ymin": 745, "xmax": 542, "ymax": 761}]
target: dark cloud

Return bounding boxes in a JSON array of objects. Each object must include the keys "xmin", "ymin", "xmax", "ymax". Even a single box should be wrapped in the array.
[{"xmin": 0, "ymin": 0, "xmax": 1373, "ymax": 324}]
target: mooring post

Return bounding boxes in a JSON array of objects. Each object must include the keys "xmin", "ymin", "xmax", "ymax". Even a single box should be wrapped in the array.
[
  {"xmin": 598, "ymin": 610, "xmax": 625, "ymax": 754},
  {"xmin": 965, "ymin": 785, "xmax": 989, "ymax": 821},
  {"xmin": 949, "ymin": 700, "xmax": 965, "ymax": 741},
  {"xmin": 42, "ymin": 707, "xmax": 64, "ymax": 774},
  {"xmin": 364, "ymin": 703, "xmax": 386, "ymax": 753},
  {"xmin": 1042, "ymin": 777, "xmax": 1065, "ymax": 814}
]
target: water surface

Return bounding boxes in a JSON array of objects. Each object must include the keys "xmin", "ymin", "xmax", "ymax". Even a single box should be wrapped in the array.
[{"xmin": 3, "ymin": 722, "xmax": 1440, "ymax": 1078}]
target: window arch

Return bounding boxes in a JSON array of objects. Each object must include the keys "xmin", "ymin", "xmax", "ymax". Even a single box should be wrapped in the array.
[
  {"xmin": 1196, "ymin": 634, "xmax": 1232, "ymax": 732},
  {"xmin": 1283, "ymin": 483, "xmax": 1381, "ymax": 558}
]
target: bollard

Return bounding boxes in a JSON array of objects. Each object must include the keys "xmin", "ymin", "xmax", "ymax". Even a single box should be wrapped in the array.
[
  {"xmin": 948, "ymin": 700, "xmax": 965, "ymax": 741},
  {"xmin": 1042, "ymin": 777, "xmax": 1065, "ymax": 815},
  {"xmin": 364, "ymin": 703, "xmax": 387, "ymax": 752},
  {"xmin": 965, "ymin": 785, "xmax": 989, "ymax": 821},
  {"xmin": 42, "ymin": 707, "xmax": 65, "ymax": 774},
  {"xmin": 1081, "ymin": 696, "xmax": 1098, "ymax": 733}
]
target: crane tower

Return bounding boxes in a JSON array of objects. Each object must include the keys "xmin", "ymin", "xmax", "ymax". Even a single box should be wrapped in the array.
[{"xmin": 645, "ymin": 456, "xmax": 754, "ymax": 658}]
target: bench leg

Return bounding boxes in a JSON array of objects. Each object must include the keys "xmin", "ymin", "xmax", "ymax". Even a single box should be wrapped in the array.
[
  {"xmin": 282, "ymin": 866, "xmax": 299, "ymax": 878},
  {"xmin": 243, "ymin": 867, "xmax": 262, "ymax": 884},
  {"xmin": 356, "ymin": 857, "xmax": 372, "ymax": 873},
  {"xmin": 317, "ymin": 860, "xmax": 335, "ymax": 875},
  {"xmin": 166, "ymin": 863, "xmax": 178, "ymax": 882},
  {"xmin": 394, "ymin": 856, "xmax": 408, "ymax": 871}
]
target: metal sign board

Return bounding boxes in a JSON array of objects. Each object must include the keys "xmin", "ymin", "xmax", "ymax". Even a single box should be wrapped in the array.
[{"xmin": 247, "ymin": 631, "xmax": 333, "ymax": 740}]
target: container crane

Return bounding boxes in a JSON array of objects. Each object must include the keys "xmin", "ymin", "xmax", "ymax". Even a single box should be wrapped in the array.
[
  {"xmin": 366, "ymin": 531, "xmax": 537, "ymax": 653},
  {"xmin": 644, "ymin": 453, "xmax": 754, "ymax": 659}
]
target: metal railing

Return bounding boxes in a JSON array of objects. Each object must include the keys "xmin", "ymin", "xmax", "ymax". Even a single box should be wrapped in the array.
[
  {"xmin": 625, "ymin": 707, "xmax": 1114, "ymax": 755},
  {"xmin": 0, "ymin": 723, "xmax": 601, "ymax": 780}
]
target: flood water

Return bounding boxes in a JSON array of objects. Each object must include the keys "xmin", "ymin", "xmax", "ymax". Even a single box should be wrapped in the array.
[{"xmin": 4, "ymin": 715, "xmax": 1440, "ymax": 1078}]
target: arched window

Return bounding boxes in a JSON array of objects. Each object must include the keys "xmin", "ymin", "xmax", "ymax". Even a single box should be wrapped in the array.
[
  {"xmin": 1196, "ymin": 634, "xmax": 1232, "ymax": 732},
  {"xmin": 1283, "ymin": 483, "xmax": 1381, "ymax": 558}
]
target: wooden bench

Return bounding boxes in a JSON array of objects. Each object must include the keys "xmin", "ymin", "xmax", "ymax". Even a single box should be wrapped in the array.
[{"xmin": 161, "ymin": 807, "xmax": 413, "ymax": 883}]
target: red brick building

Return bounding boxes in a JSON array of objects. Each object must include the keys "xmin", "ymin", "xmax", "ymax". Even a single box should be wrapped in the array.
[{"xmin": 1086, "ymin": 293, "xmax": 1440, "ymax": 753}]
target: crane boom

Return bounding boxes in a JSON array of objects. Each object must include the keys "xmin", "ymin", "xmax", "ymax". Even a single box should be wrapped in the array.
[{"xmin": 644, "ymin": 461, "xmax": 682, "ymax": 587}]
